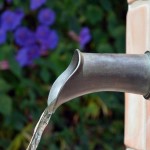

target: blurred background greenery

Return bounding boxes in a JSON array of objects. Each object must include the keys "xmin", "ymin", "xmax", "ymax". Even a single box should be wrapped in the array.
[{"xmin": 0, "ymin": 0, "xmax": 127, "ymax": 149}]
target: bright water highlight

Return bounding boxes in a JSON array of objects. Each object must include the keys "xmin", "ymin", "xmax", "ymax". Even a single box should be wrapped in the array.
[{"xmin": 26, "ymin": 105, "xmax": 54, "ymax": 150}]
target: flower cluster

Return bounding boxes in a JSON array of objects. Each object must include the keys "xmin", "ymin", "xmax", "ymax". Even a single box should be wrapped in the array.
[
  {"xmin": 0, "ymin": 0, "xmax": 59, "ymax": 67},
  {"xmin": 0, "ymin": 0, "xmax": 91, "ymax": 68}
]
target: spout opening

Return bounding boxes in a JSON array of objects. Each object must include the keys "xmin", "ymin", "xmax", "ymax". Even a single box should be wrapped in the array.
[{"xmin": 47, "ymin": 49, "xmax": 82, "ymax": 109}]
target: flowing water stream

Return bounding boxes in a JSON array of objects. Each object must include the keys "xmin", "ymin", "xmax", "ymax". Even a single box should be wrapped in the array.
[{"xmin": 26, "ymin": 102, "xmax": 55, "ymax": 150}]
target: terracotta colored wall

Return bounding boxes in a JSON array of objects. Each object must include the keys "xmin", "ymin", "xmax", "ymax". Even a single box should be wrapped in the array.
[{"xmin": 125, "ymin": 0, "xmax": 150, "ymax": 150}]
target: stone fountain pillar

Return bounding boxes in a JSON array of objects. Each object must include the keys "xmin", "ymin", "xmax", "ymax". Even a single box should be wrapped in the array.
[{"xmin": 125, "ymin": 0, "xmax": 150, "ymax": 149}]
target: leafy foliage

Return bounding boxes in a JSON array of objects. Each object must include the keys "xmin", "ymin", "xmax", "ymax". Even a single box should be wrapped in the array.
[{"xmin": 0, "ymin": 0, "xmax": 127, "ymax": 149}]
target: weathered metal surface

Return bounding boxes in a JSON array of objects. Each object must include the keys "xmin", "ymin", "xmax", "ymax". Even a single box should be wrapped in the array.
[{"xmin": 48, "ymin": 50, "xmax": 150, "ymax": 113}]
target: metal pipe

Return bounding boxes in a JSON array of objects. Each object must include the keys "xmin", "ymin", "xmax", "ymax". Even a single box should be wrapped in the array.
[{"xmin": 48, "ymin": 50, "xmax": 150, "ymax": 110}]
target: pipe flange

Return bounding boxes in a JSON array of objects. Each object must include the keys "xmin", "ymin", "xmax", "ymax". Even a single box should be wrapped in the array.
[{"xmin": 144, "ymin": 51, "xmax": 150, "ymax": 99}]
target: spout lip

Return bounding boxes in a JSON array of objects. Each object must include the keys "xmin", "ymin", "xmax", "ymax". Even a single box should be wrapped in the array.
[{"xmin": 47, "ymin": 49, "xmax": 82, "ymax": 110}]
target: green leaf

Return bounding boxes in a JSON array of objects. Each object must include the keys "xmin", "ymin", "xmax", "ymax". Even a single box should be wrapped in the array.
[
  {"xmin": 86, "ymin": 101, "xmax": 99, "ymax": 118},
  {"xmin": 0, "ymin": 79, "xmax": 12, "ymax": 92},
  {"xmin": 8, "ymin": 58, "xmax": 22, "ymax": 78},
  {"xmin": 0, "ymin": 45, "xmax": 14, "ymax": 60},
  {"xmin": 86, "ymin": 6, "xmax": 103, "ymax": 25},
  {"xmin": 97, "ymin": 43, "xmax": 113, "ymax": 53},
  {"xmin": 100, "ymin": 0, "xmax": 112, "ymax": 11},
  {"xmin": 0, "ymin": 95, "xmax": 12, "ymax": 116},
  {"xmin": 40, "ymin": 68, "xmax": 50, "ymax": 83},
  {"xmin": 107, "ymin": 11, "xmax": 118, "ymax": 31}
]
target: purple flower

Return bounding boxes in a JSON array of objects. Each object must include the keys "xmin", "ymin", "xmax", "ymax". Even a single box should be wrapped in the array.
[
  {"xmin": 1, "ymin": 10, "xmax": 24, "ymax": 31},
  {"xmin": 36, "ymin": 25, "xmax": 50, "ymax": 49},
  {"xmin": 0, "ymin": 29, "xmax": 6, "ymax": 44},
  {"xmin": 36, "ymin": 25, "xmax": 59, "ymax": 50},
  {"xmin": 38, "ymin": 8, "xmax": 55, "ymax": 26},
  {"xmin": 16, "ymin": 45, "xmax": 40, "ymax": 67},
  {"xmin": 15, "ymin": 9, "xmax": 24, "ymax": 19},
  {"xmin": 79, "ymin": 27, "xmax": 91, "ymax": 48},
  {"xmin": 36, "ymin": 26, "xmax": 50, "ymax": 44},
  {"xmin": 6, "ymin": 0, "xmax": 12, "ymax": 3},
  {"xmin": 48, "ymin": 30, "xmax": 59, "ymax": 49},
  {"xmin": 30, "ymin": 0, "xmax": 46, "ymax": 10},
  {"xmin": 16, "ymin": 47, "xmax": 29, "ymax": 67},
  {"xmin": 14, "ymin": 27, "xmax": 35, "ymax": 46}
]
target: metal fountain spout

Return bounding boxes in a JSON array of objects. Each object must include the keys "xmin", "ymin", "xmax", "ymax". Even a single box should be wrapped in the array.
[{"xmin": 48, "ymin": 49, "xmax": 150, "ymax": 111}]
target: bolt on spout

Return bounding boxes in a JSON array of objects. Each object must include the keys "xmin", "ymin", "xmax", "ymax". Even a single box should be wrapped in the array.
[{"xmin": 48, "ymin": 49, "xmax": 150, "ymax": 111}]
